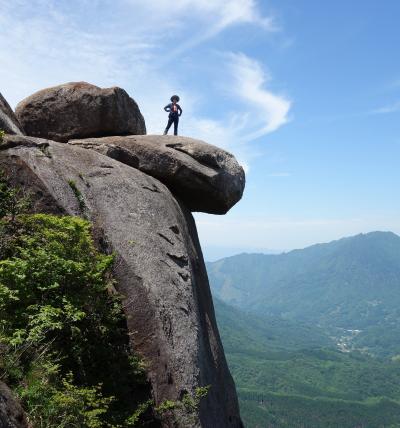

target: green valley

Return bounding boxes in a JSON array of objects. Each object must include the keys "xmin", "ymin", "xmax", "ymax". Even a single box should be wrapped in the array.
[
  {"xmin": 209, "ymin": 232, "xmax": 400, "ymax": 427},
  {"xmin": 208, "ymin": 232, "xmax": 400, "ymax": 358},
  {"xmin": 214, "ymin": 298, "xmax": 400, "ymax": 427}
]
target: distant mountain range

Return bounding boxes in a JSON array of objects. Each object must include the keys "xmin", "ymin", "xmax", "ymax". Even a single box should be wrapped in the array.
[
  {"xmin": 208, "ymin": 231, "xmax": 400, "ymax": 357},
  {"xmin": 208, "ymin": 232, "xmax": 400, "ymax": 427}
]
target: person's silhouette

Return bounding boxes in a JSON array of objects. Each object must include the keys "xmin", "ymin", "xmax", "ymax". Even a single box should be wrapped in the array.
[{"xmin": 163, "ymin": 95, "xmax": 182, "ymax": 136}]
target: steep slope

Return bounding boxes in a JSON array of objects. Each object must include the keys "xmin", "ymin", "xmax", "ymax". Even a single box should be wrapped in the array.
[
  {"xmin": 213, "ymin": 298, "xmax": 400, "ymax": 428},
  {"xmin": 214, "ymin": 297, "xmax": 334, "ymax": 354},
  {"xmin": 0, "ymin": 137, "xmax": 241, "ymax": 427},
  {"xmin": 0, "ymin": 83, "xmax": 245, "ymax": 427}
]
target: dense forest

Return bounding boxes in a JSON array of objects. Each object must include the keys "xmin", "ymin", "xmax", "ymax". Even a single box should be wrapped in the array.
[
  {"xmin": 214, "ymin": 298, "xmax": 400, "ymax": 427},
  {"xmin": 210, "ymin": 234, "xmax": 400, "ymax": 427}
]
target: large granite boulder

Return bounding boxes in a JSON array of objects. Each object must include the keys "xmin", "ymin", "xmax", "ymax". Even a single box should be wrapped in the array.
[
  {"xmin": 0, "ymin": 382, "xmax": 29, "ymax": 428},
  {"xmin": 0, "ymin": 93, "xmax": 24, "ymax": 135},
  {"xmin": 15, "ymin": 82, "xmax": 146, "ymax": 143},
  {"xmin": 0, "ymin": 135, "xmax": 243, "ymax": 428},
  {"xmin": 69, "ymin": 135, "xmax": 245, "ymax": 214}
]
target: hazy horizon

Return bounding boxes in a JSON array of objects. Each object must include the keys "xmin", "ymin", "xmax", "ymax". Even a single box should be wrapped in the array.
[{"xmin": 203, "ymin": 229, "xmax": 399, "ymax": 262}]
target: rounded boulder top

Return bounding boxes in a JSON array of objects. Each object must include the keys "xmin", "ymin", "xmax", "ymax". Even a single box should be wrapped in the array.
[
  {"xmin": 69, "ymin": 135, "xmax": 246, "ymax": 214},
  {"xmin": 15, "ymin": 82, "xmax": 146, "ymax": 142}
]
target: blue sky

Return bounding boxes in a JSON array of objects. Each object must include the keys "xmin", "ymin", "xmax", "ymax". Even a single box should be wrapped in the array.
[{"xmin": 1, "ymin": 0, "xmax": 399, "ymax": 260}]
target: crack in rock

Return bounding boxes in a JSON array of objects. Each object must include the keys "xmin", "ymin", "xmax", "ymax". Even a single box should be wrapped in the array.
[
  {"xmin": 142, "ymin": 184, "xmax": 160, "ymax": 193},
  {"xmin": 158, "ymin": 232, "xmax": 174, "ymax": 245},
  {"xmin": 167, "ymin": 253, "xmax": 188, "ymax": 268}
]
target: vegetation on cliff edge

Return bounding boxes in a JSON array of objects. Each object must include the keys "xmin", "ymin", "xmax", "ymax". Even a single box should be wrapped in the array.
[{"xmin": 0, "ymin": 171, "xmax": 155, "ymax": 427}]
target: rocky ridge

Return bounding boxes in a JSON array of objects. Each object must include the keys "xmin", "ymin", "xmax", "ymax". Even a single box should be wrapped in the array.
[{"xmin": 0, "ymin": 83, "xmax": 245, "ymax": 428}]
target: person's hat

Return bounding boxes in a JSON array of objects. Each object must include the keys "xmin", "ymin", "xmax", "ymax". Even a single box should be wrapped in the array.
[{"xmin": 170, "ymin": 95, "xmax": 180, "ymax": 102}]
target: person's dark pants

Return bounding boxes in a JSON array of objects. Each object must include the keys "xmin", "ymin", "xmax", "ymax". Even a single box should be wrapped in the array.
[{"xmin": 165, "ymin": 115, "xmax": 179, "ymax": 135}]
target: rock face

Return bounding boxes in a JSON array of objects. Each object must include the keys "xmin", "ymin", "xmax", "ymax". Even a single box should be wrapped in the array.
[
  {"xmin": 0, "ymin": 135, "xmax": 243, "ymax": 427},
  {"xmin": 0, "ymin": 381, "xmax": 29, "ymax": 428},
  {"xmin": 0, "ymin": 93, "xmax": 24, "ymax": 135},
  {"xmin": 69, "ymin": 135, "xmax": 245, "ymax": 214},
  {"xmin": 15, "ymin": 82, "xmax": 146, "ymax": 142}
]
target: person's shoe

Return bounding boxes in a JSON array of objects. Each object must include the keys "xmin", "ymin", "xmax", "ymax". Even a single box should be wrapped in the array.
[{"xmin": 163, "ymin": 130, "xmax": 167, "ymax": 135}]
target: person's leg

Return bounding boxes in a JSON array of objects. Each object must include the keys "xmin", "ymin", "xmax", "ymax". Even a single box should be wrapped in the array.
[
  {"xmin": 164, "ymin": 117, "xmax": 174, "ymax": 135},
  {"xmin": 173, "ymin": 117, "xmax": 179, "ymax": 136}
]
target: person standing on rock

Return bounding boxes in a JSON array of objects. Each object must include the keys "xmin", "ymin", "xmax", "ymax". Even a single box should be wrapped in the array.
[{"xmin": 163, "ymin": 95, "xmax": 182, "ymax": 136}]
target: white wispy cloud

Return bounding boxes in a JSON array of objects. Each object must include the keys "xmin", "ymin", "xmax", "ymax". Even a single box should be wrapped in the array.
[
  {"xmin": 370, "ymin": 101, "xmax": 400, "ymax": 115},
  {"xmin": 386, "ymin": 78, "xmax": 400, "ymax": 89},
  {"xmin": 144, "ymin": 0, "xmax": 278, "ymax": 62},
  {"xmin": 125, "ymin": 0, "xmax": 276, "ymax": 31},
  {"xmin": 175, "ymin": 52, "xmax": 292, "ymax": 167},
  {"xmin": 0, "ymin": 0, "xmax": 290, "ymax": 173},
  {"xmin": 225, "ymin": 52, "xmax": 292, "ymax": 141}
]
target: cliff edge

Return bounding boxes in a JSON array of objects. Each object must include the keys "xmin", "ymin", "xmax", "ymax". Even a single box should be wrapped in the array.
[{"xmin": 0, "ymin": 82, "xmax": 245, "ymax": 427}]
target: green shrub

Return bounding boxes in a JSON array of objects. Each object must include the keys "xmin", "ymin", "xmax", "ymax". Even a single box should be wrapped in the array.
[
  {"xmin": 16, "ymin": 366, "xmax": 114, "ymax": 428},
  {"xmin": 0, "ymin": 173, "xmax": 155, "ymax": 427},
  {"xmin": 182, "ymin": 386, "xmax": 210, "ymax": 412},
  {"xmin": 154, "ymin": 385, "xmax": 210, "ymax": 426},
  {"xmin": 0, "ymin": 214, "xmax": 116, "ymax": 351}
]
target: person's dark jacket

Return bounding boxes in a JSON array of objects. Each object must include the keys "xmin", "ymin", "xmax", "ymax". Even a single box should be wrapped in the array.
[{"xmin": 164, "ymin": 103, "xmax": 182, "ymax": 118}]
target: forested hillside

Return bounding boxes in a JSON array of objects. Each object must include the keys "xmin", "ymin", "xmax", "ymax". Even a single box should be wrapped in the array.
[
  {"xmin": 209, "ymin": 233, "xmax": 400, "ymax": 426},
  {"xmin": 214, "ymin": 298, "xmax": 400, "ymax": 427},
  {"xmin": 208, "ymin": 232, "xmax": 400, "ymax": 357}
]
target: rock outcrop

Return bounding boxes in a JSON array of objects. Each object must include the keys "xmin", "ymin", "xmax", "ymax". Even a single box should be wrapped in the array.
[
  {"xmin": 0, "ymin": 381, "xmax": 29, "ymax": 428},
  {"xmin": 0, "ymin": 93, "xmax": 24, "ymax": 135},
  {"xmin": 69, "ymin": 135, "xmax": 245, "ymax": 214},
  {"xmin": 0, "ymin": 134, "xmax": 243, "ymax": 427},
  {"xmin": 15, "ymin": 82, "xmax": 146, "ymax": 142},
  {"xmin": 1, "ymin": 84, "xmax": 245, "ymax": 427}
]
